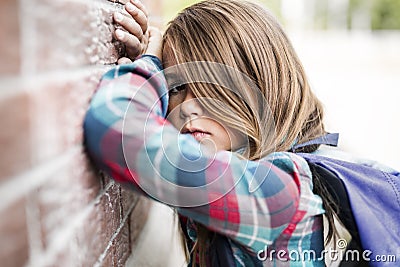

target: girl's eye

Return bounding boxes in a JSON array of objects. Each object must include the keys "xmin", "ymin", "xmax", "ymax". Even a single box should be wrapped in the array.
[{"xmin": 169, "ymin": 85, "xmax": 186, "ymax": 96}]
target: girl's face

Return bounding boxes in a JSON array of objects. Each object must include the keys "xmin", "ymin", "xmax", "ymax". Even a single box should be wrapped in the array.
[
  {"xmin": 163, "ymin": 52, "xmax": 245, "ymax": 153},
  {"xmin": 166, "ymin": 84, "xmax": 245, "ymax": 153}
]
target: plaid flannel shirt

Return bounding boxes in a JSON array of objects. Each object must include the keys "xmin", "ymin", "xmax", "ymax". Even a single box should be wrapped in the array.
[{"xmin": 84, "ymin": 55, "xmax": 326, "ymax": 266}]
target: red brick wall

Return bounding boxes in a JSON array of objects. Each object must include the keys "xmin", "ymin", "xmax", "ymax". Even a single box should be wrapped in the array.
[{"xmin": 0, "ymin": 0, "xmax": 162, "ymax": 266}]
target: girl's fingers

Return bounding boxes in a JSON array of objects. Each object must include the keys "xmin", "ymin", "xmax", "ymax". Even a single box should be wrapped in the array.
[
  {"xmin": 117, "ymin": 57, "xmax": 133, "ymax": 65},
  {"xmin": 113, "ymin": 0, "xmax": 150, "ymax": 59},
  {"xmin": 125, "ymin": 1, "xmax": 148, "ymax": 34},
  {"xmin": 114, "ymin": 12, "xmax": 143, "ymax": 40},
  {"xmin": 115, "ymin": 29, "xmax": 141, "ymax": 58},
  {"xmin": 129, "ymin": 0, "xmax": 148, "ymax": 17}
]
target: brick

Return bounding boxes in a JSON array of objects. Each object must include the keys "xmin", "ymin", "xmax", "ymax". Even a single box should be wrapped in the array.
[
  {"xmin": 0, "ymin": 198, "xmax": 29, "ymax": 267},
  {"xmin": 67, "ymin": 205, "xmax": 105, "ymax": 267},
  {"xmin": 49, "ymin": 203, "xmax": 112, "ymax": 267},
  {"xmin": 100, "ymin": 171, "xmax": 116, "ymax": 190},
  {"xmin": 101, "ymin": 248, "xmax": 115, "ymax": 267},
  {"xmin": 0, "ymin": 0, "xmax": 20, "ymax": 75},
  {"xmin": 97, "ymin": 196, "xmax": 150, "ymax": 267},
  {"xmin": 110, "ymin": 0, "xmax": 129, "ymax": 4},
  {"xmin": 36, "ymin": 149, "xmax": 100, "ymax": 250},
  {"xmin": 92, "ymin": 184, "xmax": 121, "ymax": 249},
  {"xmin": 0, "ymin": 0, "xmax": 164, "ymax": 265},
  {"xmin": 29, "ymin": 69, "xmax": 104, "ymax": 165},
  {"xmin": 113, "ymin": 222, "xmax": 131, "ymax": 266},
  {"xmin": 99, "ymin": 182, "xmax": 122, "ymax": 241},
  {"xmin": 32, "ymin": 172, "xmax": 120, "ymax": 266},
  {"xmin": 38, "ymin": 204, "xmax": 103, "ymax": 267},
  {"xmin": 120, "ymin": 185, "xmax": 140, "ymax": 219},
  {"xmin": 0, "ymin": 70, "xmax": 107, "ymax": 181},
  {"xmin": 61, "ymin": 185, "xmax": 146, "ymax": 267},
  {"xmin": 30, "ymin": 0, "xmax": 125, "ymax": 71},
  {"xmin": 0, "ymin": 87, "xmax": 32, "ymax": 180}
]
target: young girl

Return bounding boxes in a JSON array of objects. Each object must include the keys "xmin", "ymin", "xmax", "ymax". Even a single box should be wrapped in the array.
[{"xmin": 84, "ymin": 0, "xmax": 356, "ymax": 266}]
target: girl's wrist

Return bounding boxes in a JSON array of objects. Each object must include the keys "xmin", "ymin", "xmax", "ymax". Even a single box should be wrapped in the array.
[
  {"xmin": 144, "ymin": 26, "xmax": 163, "ymax": 60},
  {"xmin": 138, "ymin": 54, "xmax": 162, "ymax": 70}
]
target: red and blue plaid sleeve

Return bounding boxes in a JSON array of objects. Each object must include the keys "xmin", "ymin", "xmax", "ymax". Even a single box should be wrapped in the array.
[{"xmin": 84, "ymin": 55, "xmax": 310, "ymax": 252}]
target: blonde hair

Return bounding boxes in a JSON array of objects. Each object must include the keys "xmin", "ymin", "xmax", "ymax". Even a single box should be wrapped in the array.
[
  {"xmin": 162, "ymin": 0, "xmax": 332, "ymax": 265},
  {"xmin": 163, "ymin": 0, "xmax": 326, "ymax": 159}
]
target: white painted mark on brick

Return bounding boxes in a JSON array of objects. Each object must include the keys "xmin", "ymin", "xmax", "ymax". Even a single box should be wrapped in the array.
[{"xmin": 93, "ymin": 198, "xmax": 137, "ymax": 267}]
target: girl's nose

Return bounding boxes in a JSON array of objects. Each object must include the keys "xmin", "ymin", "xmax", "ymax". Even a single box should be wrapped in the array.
[{"xmin": 180, "ymin": 89, "xmax": 203, "ymax": 119}]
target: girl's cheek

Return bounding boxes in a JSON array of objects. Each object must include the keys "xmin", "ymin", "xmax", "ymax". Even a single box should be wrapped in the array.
[
  {"xmin": 166, "ymin": 100, "xmax": 181, "ymax": 128},
  {"xmin": 168, "ymin": 95, "xmax": 184, "ymax": 112},
  {"xmin": 167, "ymin": 99, "xmax": 177, "ymax": 114}
]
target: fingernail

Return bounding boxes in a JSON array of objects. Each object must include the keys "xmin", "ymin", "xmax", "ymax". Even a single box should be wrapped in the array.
[
  {"xmin": 114, "ymin": 12, "xmax": 123, "ymax": 22},
  {"xmin": 115, "ymin": 29, "xmax": 125, "ymax": 40},
  {"xmin": 126, "ymin": 2, "xmax": 136, "ymax": 12}
]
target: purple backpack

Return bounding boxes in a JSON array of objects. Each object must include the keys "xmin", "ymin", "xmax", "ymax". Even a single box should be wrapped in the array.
[
  {"xmin": 295, "ymin": 133, "xmax": 400, "ymax": 267},
  {"xmin": 192, "ymin": 134, "xmax": 399, "ymax": 267}
]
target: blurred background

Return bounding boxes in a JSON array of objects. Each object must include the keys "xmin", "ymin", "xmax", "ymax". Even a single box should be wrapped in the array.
[{"xmin": 161, "ymin": 0, "xmax": 400, "ymax": 170}]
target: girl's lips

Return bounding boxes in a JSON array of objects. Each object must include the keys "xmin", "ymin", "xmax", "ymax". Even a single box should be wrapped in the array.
[
  {"xmin": 181, "ymin": 126, "xmax": 211, "ymax": 141},
  {"xmin": 190, "ymin": 131, "xmax": 211, "ymax": 141}
]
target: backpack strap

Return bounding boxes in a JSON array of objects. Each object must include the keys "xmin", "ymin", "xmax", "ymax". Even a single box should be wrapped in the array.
[
  {"xmin": 291, "ymin": 133, "xmax": 339, "ymax": 151},
  {"xmin": 308, "ymin": 162, "xmax": 360, "ymax": 243},
  {"xmin": 294, "ymin": 133, "xmax": 371, "ymax": 266},
  {"xmin": 308, "ymin": 162, "xmax": 370, "ymax": 267}
]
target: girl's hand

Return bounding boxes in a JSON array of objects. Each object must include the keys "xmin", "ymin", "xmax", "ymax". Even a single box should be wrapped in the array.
[
  {"xmin": 117, "ymin": 27, "xmax": 162, "ymax": 65},
  {"xmin": 114, "ymin": 0, "xmax": 149, "ymax": 61},
  {"xmin": 145, "ymin": 26, "xmax": 163, "ymax": 59}
]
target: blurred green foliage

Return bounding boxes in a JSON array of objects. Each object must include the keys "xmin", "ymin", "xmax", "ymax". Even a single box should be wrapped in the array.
[
  {"xmin": 161, "ymin": 0, "xmax": 400, "ymax": 30},
  {"xmin": 161, "ymin": 0, "xmax": 201, "ymax": 24},
  {"xmin": 161, "ymin": 0, "xmax": 282, "ymax": 26},
  {"xmin": 347, "ymin": 0, "xmax": 363, "ymax": 29},
  {"xmin": 315, "ymin": 0, "xmax": 329, "ymax": 30},
  {"xmin": 371, "ymin": 0, "xmax": 400, "ymax": 30},
  {"xmin": 348, "ymin": 0, "xmax": 400, "ymax": 30}
]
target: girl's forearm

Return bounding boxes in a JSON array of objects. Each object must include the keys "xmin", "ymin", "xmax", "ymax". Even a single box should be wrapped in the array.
[{"xmin": 83, "ymin": 55, "xmax": 303, "ymax": 252}]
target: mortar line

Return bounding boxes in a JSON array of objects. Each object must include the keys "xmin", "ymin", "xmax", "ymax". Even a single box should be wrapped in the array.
[
  {"xmin": 23, "ymin": 180, "xmax": 115, "ymax": 267},
  {"xmin": 93, "ymin": 199, "xmax": 137, "ymax": 267},
  {"xmin": 0, "ymin": 146, "xmax": 81, "ymax": 212}
]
